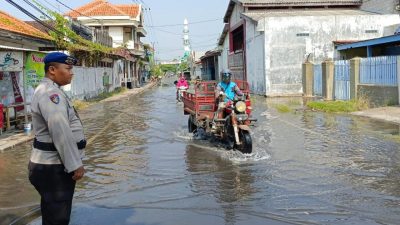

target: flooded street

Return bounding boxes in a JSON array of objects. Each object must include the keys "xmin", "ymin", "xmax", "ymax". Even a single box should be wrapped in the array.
[{"xmin": 1, "ymin": 84, "xmax": 400, "ymax": 225}]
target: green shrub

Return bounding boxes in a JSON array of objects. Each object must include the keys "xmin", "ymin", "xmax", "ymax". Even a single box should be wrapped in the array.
[{"xmin": 307, "ymin": 97, "xmax": 370, "ymax": 113}]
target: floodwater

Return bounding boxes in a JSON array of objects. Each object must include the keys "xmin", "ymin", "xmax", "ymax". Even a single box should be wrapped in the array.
[{"xmin": 1, "ymin": 83, "xmax": 400, "ymax": 225}]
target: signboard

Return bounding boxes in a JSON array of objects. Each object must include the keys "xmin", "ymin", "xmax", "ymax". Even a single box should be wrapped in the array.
[
  {"xmin": 25, "ymin": 52, "xmax": 45, "ymax": 89},
  {"xmin": 0, "ymin": 51, "xmax": 23, "ymax": 71}
]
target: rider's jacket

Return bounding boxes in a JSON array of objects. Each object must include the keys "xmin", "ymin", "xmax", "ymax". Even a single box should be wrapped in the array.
[
  {"xmin": 30, "ymin": 77, "xmax": 86, "ymax": 173},
  {"xmin": 177, "ymin": 78, "xmax": 189, "ymax": 89},
  {"xmin": 216, "ymin": 81, "xmax": 243, "ymax": 102}
]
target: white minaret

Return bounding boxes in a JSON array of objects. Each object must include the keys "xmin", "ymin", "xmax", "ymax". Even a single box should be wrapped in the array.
[{"xmin": 183, "ymin": 18, "xmax": 191, "ymax": 53}]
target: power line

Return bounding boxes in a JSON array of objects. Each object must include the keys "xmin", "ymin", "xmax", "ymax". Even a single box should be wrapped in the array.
[
  {"xmin": 191, "ymin": 37, "xmax": 219, "ymax": 45},
  {"xmin": 157, "ymin": 43, "xmax": 217, "ymax": 54},
  {"xmin": 152, "ymin": 27, "xmax": 220, "ymax": 38},
  {"xmin": 138, "ymin": 0, "xmax": 149, "ymax": 8},
  {"xmin": 4, "ymin": 0, "xmax": 84, "ymax": 45},
  {"xmin": 5, "ymin": 0, "xmax": 61, "ymax": 35},
  {"xmin": 38, "ymin": 0, "xmax": 63, "ymax": 13},
  {"xmin": 148, "ymin": 18, "xmax": 223, "ymax": 28},
  {"xmin": 143, "ymin": 7, "xmax": 158, "ymax": 59},
  {"xmin": 22, "ymin": 0, "xmax": 52, "ymax": 20}
]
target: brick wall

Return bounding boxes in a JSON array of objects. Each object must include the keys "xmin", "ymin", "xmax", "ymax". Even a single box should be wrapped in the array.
[{"xmin": 361, "ymin": 0, "xmax": 398, "ymax": 14}]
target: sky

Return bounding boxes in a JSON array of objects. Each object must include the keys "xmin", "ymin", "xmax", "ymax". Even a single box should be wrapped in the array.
[{"xmin": 2, "ymin": 0, "xmax": 230, "ymax": 61}]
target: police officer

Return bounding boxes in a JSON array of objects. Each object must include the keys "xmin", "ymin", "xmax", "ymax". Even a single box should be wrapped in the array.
[{"xmin": 28, "ymin": 52, "xmax": 86, "ymax": 225}]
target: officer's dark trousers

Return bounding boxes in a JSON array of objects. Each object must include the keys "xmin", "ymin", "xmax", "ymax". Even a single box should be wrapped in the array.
[{"xmin": 29, "ymin": 162, "xmax": 76, "ymax": 225}]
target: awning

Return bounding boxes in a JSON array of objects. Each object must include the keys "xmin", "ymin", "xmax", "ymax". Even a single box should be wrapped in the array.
[
  {"xmin": 336, "ymin": 34, "xmax": 400, "ymax": 51},
  {"xmin": 0, "ymin": 45, "xmax": 45, "ymax": 53}
]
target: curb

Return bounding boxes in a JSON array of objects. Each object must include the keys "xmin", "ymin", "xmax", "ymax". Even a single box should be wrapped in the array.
[{"xmin": 0, "ymin": 133, "xmax": 34, "ymax": 151}]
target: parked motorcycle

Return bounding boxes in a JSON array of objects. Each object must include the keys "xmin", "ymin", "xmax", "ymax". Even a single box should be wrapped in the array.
[{"xmin": 177, "ymin": 86, "xmax": 188, "ymax": 102}]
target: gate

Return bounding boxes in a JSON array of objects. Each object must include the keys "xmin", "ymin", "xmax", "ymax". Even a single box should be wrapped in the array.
[
  {"xmin": 334, "ymin": 60, "xmax": 350, "ymax": 100},
  {"xmin": 313, "ymin": 64, "xmax": 322, "ymax": 96}
]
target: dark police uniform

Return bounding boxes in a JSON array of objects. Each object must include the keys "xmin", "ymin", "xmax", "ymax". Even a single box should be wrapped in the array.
[{"xmin": 28, "ymin": 53, "xmax": 85, "ymax": 225}]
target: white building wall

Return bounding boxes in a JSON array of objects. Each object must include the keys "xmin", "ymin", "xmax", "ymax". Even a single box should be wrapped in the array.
[
  {"xmin": 230, "ymin": 4, "xmax": 244, "ymax": 27},
  {"xmin": 218, "ymin": 35, "xmax": 229, "ymax": 81},
  {"xmin": 259, "ymin": 14, "xmax": 400, "ymax": 96},
  {"xmin": 66, "ymin": 66, "xmax": 115, "ymax": 100},
  {"xmin": 108, "ymin": 27, "xmax": 124, "ymax": 48},
  {"xmin": 362, "ymin": 0, "xmax": 398, "ymax": 14},
  {"xmin": 245, "ymin": 19, "xmax": 265, "ymax": 95}
]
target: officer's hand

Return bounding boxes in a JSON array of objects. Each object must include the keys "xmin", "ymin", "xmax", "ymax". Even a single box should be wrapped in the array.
[{"xmin": 72, "ymin": 166, "xmax": 85, "ymax": 181}]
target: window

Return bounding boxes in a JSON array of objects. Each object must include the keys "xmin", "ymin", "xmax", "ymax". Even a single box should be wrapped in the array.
[
  {"xmin": 365, "ymin": 30, "xmax": 378, "ymax": 34},
  {"xmin": 230, "ymin": 25, "xmax": 244, "ymax": 52},
  {"xmin": 296, "ymin": 33, "xmax": 310, "ymax": 37}
]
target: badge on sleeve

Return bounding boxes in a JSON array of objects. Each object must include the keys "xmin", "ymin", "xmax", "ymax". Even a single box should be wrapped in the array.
[{"xmin": 49, "ymin": 94, "xmax": 60, "ymax": 104}]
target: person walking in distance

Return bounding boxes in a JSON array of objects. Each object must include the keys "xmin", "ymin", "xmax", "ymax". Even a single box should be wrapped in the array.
[{"xmin": 28, "ymin": 52, "xmax": 86, "ymax": 225}]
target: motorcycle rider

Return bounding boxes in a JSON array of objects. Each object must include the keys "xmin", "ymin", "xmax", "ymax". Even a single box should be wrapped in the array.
[
  {"xmin": 215, "ymin": 69, "xmax": 243, "ymax": 103},
  {"xmin": 176, "ymin": 75, "xmax": 189, "ymax": 100},
  {"xmin": 214, "ymin": 69, "xmax": 244, "ymax": 122}
]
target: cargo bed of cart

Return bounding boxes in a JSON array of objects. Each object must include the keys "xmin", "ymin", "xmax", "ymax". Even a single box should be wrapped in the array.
[{"xmin": 182, "ymin": 81, "xmax": 217, "ymax": 120}]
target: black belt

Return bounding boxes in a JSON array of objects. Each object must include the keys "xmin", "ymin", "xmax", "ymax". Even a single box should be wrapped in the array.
[{"xmin": 34, "ymin": 138, "xmax": 86, "ymax": 151}]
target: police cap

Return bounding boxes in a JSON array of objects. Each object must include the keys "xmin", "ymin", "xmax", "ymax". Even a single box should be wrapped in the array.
[{"xmin": 44, "ymin": 52, "xmax": 77, "ymax": 65}]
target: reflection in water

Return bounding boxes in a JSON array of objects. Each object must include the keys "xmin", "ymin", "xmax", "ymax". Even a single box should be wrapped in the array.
[
  {"xmin": 0, "ymin": 142, "xmax": 39, "ymax": 225},
  {"xmin": 185, "ymin": 144, "xmax": 257, "ymax": 225},
  {"xmin": 299, "ymin": 110, "xmax": 400, "ymax": 224},
  {"xmin": 76, "ymin": 94, "xmax": 151, "ymax": 201}
]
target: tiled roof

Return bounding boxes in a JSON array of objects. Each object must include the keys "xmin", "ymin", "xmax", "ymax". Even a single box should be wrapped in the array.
[
  {"xmin": 25, "ymin": 21, "xmax": 56, "ymax": 34},
  {"xmin": 239, "ymin": 0, "xmax": 362, "ymax": 5},
  {"xmin": 225, "ymin": 0, "xmax": 362, "ymax": 22},
  {"xmin": 0, "ymin": 11, "xmax": 52, "ymax": 40},
  {"xmin": 66, "ymin": 0, "xmax": 140, "ymax": 19}
]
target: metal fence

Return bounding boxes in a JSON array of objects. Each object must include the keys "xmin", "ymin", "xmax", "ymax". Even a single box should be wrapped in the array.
[
  {"xmin": 313, "ymin": 64, "xmax": 322, "ymax": 96},
  {"xmin": 360, "ymin": 56, "xmax": 397, "ymax": 86},
  {"xmin": 334, "ymin": 60, "xmax": 350, "ymax": 100}
]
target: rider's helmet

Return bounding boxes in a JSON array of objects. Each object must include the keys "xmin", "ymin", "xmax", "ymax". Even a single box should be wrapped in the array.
[{"xmin": 220, "ymin": 69, "xmax": 232, "ymax": 83}]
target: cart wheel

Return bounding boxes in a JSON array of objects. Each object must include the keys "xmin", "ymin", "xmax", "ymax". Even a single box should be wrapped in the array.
[
  {"xmin": 188, "ymin": 116, "xmax": 197, "ymax": 133},
  {"xmin": 236, "ymin": 130, "xmax": 252, "ymax": 154}
]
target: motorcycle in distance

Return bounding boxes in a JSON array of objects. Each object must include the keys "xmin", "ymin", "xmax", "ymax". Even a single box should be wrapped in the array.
[
  {"xmin": 182, "ymin": 81, "xmax": 257, "ymax": 154},
  {"xmin": 177, "ymin": 86, "xmax": 188, "ymax": 102}
]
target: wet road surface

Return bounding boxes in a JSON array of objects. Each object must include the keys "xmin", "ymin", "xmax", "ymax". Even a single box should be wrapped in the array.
[{"xmin": 1, "ymin": 84, "xmax": 400, "ymax": 225}]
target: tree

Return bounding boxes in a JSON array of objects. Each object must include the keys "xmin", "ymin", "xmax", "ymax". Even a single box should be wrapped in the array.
[
  {"xmin": 178, "ymin": 61, "xmax": 189, "ymax": 72},
  {"xmin": 150, "ymin": 64, "xmax": 162, "ymax": 77},
  {"xmin": 160, "ymin": 64, "xmax": 178, "ymax": 73}
]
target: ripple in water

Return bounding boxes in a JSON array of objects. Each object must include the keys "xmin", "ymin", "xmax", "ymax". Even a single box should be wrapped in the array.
[{"xmin": 175, "ymin": 127, "xmax": 271, "ymax": 163}]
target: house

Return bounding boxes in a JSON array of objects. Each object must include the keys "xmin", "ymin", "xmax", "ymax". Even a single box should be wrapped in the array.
[
  {"xmin": 0, "ymin": 10, "xmax": 53, "ymax": 127},
  {"xmin": 200, "ymin": 50, "xmax": 221, "ymax": 81},
  {"xmin": 219, "ymin": 0, "xmax": 400, "ymax": 96},
  {"xmin": 189, "ymin": 51, "xmax": 205, "ymax": 80},
  {"xmin": 0, "ymin": 11, "xmax": 53, "ymax": 50},
  {"xmin": 65, "ymin": 0, "xmax": 147, "ymax": 88}
]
